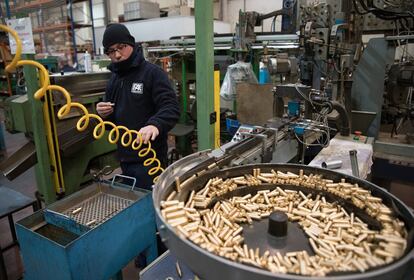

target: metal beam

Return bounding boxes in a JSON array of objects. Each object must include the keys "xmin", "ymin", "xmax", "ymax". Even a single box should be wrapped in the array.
[
  {"xmin": 374, "ymin": 141, "xmax": 414, "ymax": 158},
  {"xmin": 69, "ymin": 0, "xmax": 78, "ymax": 65},
  {"xmin": 22, "ymin": 54, "xmax": 55, "ymax": 204},
  {"xmin": 88, "ymin": 0, "xmax": 97, "ymax": 55},
  {"xmin": 161, "ymin": 34, "xmax": 299, "ymax": 46},
  {"xmin": 214, "ymin": 64, "xmax": 220, "ymax": 148},
  {"xmin": 195, "ymin": 0, "xmax": 215, "ymax": 150}
]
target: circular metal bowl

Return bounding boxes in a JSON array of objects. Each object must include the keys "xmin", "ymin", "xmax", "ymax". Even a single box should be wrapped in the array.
[{"xmin": 153, "ymin": 153, "xmax": 414, "ymax": 280}]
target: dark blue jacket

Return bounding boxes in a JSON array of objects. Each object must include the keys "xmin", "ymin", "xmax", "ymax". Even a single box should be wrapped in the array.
[{"xmin": 104, "ymin": 46, "xmax": 179, "ymax": 164}]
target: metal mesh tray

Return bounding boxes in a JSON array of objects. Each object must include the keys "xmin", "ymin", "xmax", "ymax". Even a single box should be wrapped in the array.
[
  {"xmin": 44, "ymin": 181, "xmax": 144, "ymax": 233},
  {"xmin": 62, "ymin": 192, "xmax": 133, "ymax": 228}
]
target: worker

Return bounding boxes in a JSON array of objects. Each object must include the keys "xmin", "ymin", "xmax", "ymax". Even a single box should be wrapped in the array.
[
  {"xmin": 58, "ymin": 56, "xmax": 76, "ymax": 73},
  {"xmin": 96, "ymin": 23, "xmax": 180, "ymax": 190}
]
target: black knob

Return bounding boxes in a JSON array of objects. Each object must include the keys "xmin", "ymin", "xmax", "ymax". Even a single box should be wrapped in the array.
[{"xmin": 268, "ymin": 211, "xmax": 288, "ymax": 237}]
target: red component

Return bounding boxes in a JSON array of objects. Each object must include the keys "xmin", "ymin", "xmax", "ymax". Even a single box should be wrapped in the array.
[{"xmin": 354, "ymin": 131, "xmax": 362, "ymax": 136}]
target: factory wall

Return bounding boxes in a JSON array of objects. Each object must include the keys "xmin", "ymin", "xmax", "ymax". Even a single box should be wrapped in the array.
[{"xmin": 105, "ymin": 0, "xmax": 285, "ymax": 33}]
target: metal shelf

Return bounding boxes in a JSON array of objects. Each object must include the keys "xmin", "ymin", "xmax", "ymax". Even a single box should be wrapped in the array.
[
  {"xmin": 6, "ymin": 0, "xmax": 97, "ymax": 68},
  {"xmin": 32, "ymin": 22, "xmax": 92, "ymax": 33},
  {"xmin": 11, "ymin": 0, "xmax": 87, "ymax": 13}
]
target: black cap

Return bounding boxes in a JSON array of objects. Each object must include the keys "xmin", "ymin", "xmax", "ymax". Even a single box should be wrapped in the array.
[
  {"xmin": 102, "ymin": 23, "xmax": 135, "ymax": 50},
  {"xmin": 268, "ymin": 211, "xmax": 288, "ymax": 237}
]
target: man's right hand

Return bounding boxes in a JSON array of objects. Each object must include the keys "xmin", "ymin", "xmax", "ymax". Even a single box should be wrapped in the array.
[{"xmin": 96, "ymin": 102, "xmax": 114, "ymax": 118}]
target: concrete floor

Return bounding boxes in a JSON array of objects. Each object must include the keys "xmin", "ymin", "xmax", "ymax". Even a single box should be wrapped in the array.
[{"xmin": 0, "ymin": 114, "xmax": 413, "ymax": 280}]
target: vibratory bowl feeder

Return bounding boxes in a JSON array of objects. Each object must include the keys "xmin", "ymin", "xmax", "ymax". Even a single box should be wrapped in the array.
[{"xmin": 153, "ymin": 151, "xmax": 414, "ymax": 280}]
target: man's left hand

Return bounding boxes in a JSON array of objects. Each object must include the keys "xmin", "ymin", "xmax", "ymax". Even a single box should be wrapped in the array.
[{"xmin": 138, "ymin": 125, "xmax": 159, "ymax": 144}]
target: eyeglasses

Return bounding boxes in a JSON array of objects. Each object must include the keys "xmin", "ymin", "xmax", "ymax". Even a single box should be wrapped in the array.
[{"xmin": 105, "ymin": 44, "xmax": 128, "ymax": 56}]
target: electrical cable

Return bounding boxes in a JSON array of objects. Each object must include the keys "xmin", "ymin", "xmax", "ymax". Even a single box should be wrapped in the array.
[
  {"xmin": 294, "ymin": 83, "xmax": 325, "ymax": 107},
  {"xmin": 352, "ymin": 0, "xmax": 370, "ymax": 15},
  {"xmin": 384, "ymin": 0, "xmax": 401, "ymax": 8},
  {"xmin": 0, "ymin": 24, "xmax": 164, "ymax": 183},
  {"xmin": 271, "ymin": 16, "xmax": 277, "ymax": 32},
  {"xmin": 294, "ymin": 83, "xmax": 314, "ymax": 105},
  {"xmin": 353, "ymin": 0, "xmax": 414, "ymax": 20},
  {"xmin": 294, "ymin": 129, "xmax": 329, "ymax": 147}
]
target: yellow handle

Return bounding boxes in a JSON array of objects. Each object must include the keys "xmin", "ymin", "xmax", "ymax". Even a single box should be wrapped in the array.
[{"xmin": 0, "ymin": 24, "xmax": 164, "ymax": 183}]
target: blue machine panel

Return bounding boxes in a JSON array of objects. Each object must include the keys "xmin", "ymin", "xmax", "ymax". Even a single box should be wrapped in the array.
[
  {"xmin": 288, "ymin": 100, "xmax": 300, "ymax": 117},
  {"xmin": 293, "ymin": 125, "xmax": 306, "ymax": 135}
]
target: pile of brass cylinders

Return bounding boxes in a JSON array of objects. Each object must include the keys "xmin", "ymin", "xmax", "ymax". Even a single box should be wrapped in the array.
[{"xmin": 160, "ymin": 168, "xmax": 407, "ymax": 276}]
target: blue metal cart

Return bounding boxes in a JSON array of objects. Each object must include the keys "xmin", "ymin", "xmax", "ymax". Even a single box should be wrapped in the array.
[{"xmin": 15, "ymin": 177, "xmax": 158, "ymax": 280}]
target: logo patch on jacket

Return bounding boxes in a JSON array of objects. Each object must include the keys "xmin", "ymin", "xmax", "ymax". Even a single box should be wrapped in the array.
[{"xmin": 131, "ymin": 83, "xmax": 143, "ymax": 94}]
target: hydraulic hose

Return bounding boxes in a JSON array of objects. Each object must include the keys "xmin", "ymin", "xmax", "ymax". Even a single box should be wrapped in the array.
[{"xmin": 331, "ymin": 101, "xmax": 351, "ymax": 136}]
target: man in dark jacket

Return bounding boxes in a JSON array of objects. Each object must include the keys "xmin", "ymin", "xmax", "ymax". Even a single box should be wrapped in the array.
[{"xmin": 97, "ymin": 23, "xmax": 179, "ymax": 190}]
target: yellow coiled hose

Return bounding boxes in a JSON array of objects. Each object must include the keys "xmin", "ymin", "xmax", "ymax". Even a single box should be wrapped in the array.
[{"xmin": 0, "ymin": 24, "xmax": 164, "ymax": 183}]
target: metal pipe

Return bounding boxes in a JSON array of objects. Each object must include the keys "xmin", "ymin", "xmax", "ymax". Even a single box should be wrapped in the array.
[
  {"xmin": 349, "ymin": 150, "xmax": 359, "ymax": 178},
  {"xmin": 386, "ymin": 35, "xmax": 414, "ymax": 41},
  {"xmin": 257, "ymin": 9, "xmax": 290, "ymax": 22},
  {"xmin": 331, "ymin": 101, "xmax": 351, "ymax": 136},
  {"xmin": 250, "ymin": 44, "xmax": 299, "ymax": 49},
  {"xmin": 161, "ymin": 34, "xmax": 299, "ymax": 46},
  {"xmin": 254, "ymin": 34, "xmax": 299, "ymax": 41},
  {"xmin": 321, "ymin": 160, "xmax": 342, "ymax": 169},
  {"xmin": 89, "ymin": 0, "xmax": 97, "ymax": 56},
  {"xmin": 69, "ymin": 0, "xmax": 78, "ymax": 66},
  {"xmin": 147, "ymin": 43, "xmax": 299, "ymax": 53}
]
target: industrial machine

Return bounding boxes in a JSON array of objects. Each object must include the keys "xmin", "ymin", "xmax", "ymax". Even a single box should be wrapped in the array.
[
  {"xmin": 293, "ymin": 0, "xmax": 414, "ymax": 184},
  {"xmin": 144, "ymin": 3, "xmax": 414, "ymax": 276},
  {"xmin": 1, "ymin": 0, "xmax": 412, "ymax": 277},
  {"xmin": 1, "ymin": 71, "xmax": 117, "ymax": 204},
  {"xmin": 223, "ymin": 0, "xmax": 414, "ymax": 180},
  {"xmin": 129, "ymin": 0, "xmax": 414, "ymax": 171},
  {"xmin": 383, "ymin": 61, "xmax": 414, "ymax": 141}
]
